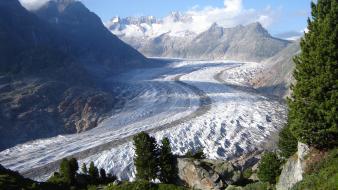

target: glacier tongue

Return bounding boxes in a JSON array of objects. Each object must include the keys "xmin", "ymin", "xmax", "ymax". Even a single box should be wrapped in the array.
[
  {"xmin": 0, "ymin": 60, "xmax": 287, "ymax": 182},
  {"xmin": 80, "ymin": 60, "xmax": 286, "ymax": 181}
]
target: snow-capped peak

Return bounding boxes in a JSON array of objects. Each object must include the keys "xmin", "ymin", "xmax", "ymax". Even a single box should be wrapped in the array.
[{"xmin": 106, "ymin": 12, "xmax": 198, "ymax": 39}]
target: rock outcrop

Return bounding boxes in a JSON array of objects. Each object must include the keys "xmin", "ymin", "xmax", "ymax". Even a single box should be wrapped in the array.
[
  {"xmin": 276, "ymin": 142, "xmax": 310, "ymax": 190},
  {"xmin": 177, "ymin": 158, "xmax": 242, "ymax": 190}
]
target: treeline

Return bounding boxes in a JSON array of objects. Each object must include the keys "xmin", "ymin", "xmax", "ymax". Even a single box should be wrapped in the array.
[{"xmin": 47, "ymin": 158, "xmax": 116, "ymax": 189}]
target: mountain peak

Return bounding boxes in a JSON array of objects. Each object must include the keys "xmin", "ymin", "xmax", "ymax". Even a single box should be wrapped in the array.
[
  {"xmin": 208, "ymin": 23, "xmax": 221, "ymax": 31},
  {"xmin": 245, "ymin": 22, "xmax": 269, "ymax": 36},
  {"xmin": 39, "ymin": 0, "xmax": 78, "ymax": 12},
  {"xmin": 247, "ymin": 22, "xmax": 264, "ymax": 29}
]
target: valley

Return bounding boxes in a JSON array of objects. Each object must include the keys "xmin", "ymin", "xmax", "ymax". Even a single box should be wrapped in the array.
[{"xmin": 0, "ymin": 59, "xmax": 287, "ymax": 181}]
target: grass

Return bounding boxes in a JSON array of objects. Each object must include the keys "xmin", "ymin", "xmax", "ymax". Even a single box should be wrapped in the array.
[{"xmin": 105, "ymin": 180, "xmax": 187, "ymax": 190}]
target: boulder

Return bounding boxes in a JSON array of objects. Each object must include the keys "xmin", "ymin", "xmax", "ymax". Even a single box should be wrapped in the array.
[
  {"xmin": 177, "ymin": 158, "xmax": 242, "ymax": 190},
  {"xmin": 276, "ymin": 142, "xmax": 310, "ymax": 190}
]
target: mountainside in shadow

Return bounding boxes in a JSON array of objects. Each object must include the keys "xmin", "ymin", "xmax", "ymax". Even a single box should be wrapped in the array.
[
  {"xmin": 0, "ymin": 0, "xmax": 148, "ymax": 150},
  {"xmin": 34, "ymin": 0, "xmax": 148, "ymax": 77}
]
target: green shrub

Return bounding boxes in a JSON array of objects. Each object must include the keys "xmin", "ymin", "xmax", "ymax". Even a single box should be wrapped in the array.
[
  {"xmin": 243, "ymin": 182, "xmax": 269, "ymax": 190},
  {"xmin": 257, "ymin": 152, "xmax": 282, "ymax": 184},
  {"xmin": 242, "ymin": 168, "xmax": 253, "ymax": 179},
  {"xmin": 87, "ymin": 185, "xmax": 98, "ymax": 190},
  {"xmin": 184, "ymin": 148, "xmax": 206, "ymax": 159}
]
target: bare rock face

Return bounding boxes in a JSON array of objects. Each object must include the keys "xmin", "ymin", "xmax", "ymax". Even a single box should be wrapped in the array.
[
  {"xmin": 276, "ymin": 142, "xmax": 310, "ymax": 190},
  {"xmin": 177, "ymin": 158, "xmax": 242, "ymax": 190},
  {"xmin": 251, "ymin": 41, "xmax": 300, "ymax": 99},
  {"xmin": 58, "ymin": 88, "xmax": 114, "ymax": 132},
  {"xmin": 0, "ymin": 78, "xmax": 114, "ymax": 150}
]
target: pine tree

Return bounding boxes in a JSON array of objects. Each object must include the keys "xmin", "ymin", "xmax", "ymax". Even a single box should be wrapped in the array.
[
  {"xmin": 69, "ymin": 158, "xmax": 79, "ymax": 174},
  {"xmin": 99, "ymin": 168, "xmax": 107, "ymax": 180},
  {"xmin": 59, "ymin": 158, "xmax": 78, "ymax": 185},
  {"xmin": 159, "ymin": 137, "xmax": 178, "ymax": 183},
  {"xmin": 81, "ymin": 163, "xmax": 88, "ymax": 174},
  {"xmin": 133, "ymin": 132, "xmax": 159, "ymax": 181},
  {"xmin": 88, "ymin": 161, "xmax": 99, "ymax": 178},
  {"xmin": 288, "ymin": 0, "xmax": 338, "ymax": 148}
]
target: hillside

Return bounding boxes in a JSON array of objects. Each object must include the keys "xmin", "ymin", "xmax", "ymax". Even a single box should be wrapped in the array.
[
  {"xmin": 0, "ymin": 0, "xmax": 148, "ymax": 150},
  {"xmin": 251, "ymin": 41, "xmax": 301, "ymax": 98}
]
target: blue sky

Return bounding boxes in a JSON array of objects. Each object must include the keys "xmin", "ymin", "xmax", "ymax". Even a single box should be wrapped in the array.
[{"xmin": 80, "ymin": 0, "xmax": 312, "ymax": 35}]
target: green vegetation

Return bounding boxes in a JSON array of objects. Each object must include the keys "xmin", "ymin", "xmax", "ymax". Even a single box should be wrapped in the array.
[
  {"xmin": 242, "ymin": 168, "xmax": 253, "ymax": 180},
  {"xmin": 1, "ymin": 158, "xmax": 116, "ymax": 190},
  {"xmin": 274, "ymin": 1, "xmax": 338, "ymax": 189},
  {"xmin": 184, "ymin": 148, "xmax": 206, "ymax": 159},
  {"xmin": 242, "ymin": 182, "xmax": 269, "ymax": 190},
  {"xmin": 105, "ymin": 180, "xmax": 187, "ymax": 190},
  {"xmin": 287, "ymin": 0, "xmax": 338, "ymax": 149},
  {"xmin": 0, "ymin": 164, "xmax": 39, "ymax": 190},
  {"xmin": 133, "ymin": 132, "xmax": 180, "ymax": 184},
  {"xmin": 88, "ymin": 161, "xmax": 99, "ymax": 179},
  {"xmin": 0, "ymin": 133, "xmax": 185, "ymax": 190},
  {"xmin": 291, "ymin": 148, "xmax": 338, "ymax": 190},
  {"xmin": 278, "ymin": 125, "xmax": 298, "ymax": 158},
  {"xmin": 226, "ymin": 181, "xmax": 271, "ymax": 190},
  {"xmin": 82, "ymin": 163, "xmax": 88, "ymax": 174},
  {"xmin": 159, "ymin": 137, "xmax": 178, "ymax": 183},
  {"xmin": 48, "ymin": 158, "xmax": 116, "ymax": 189},
  {"xmin": 133, "ymin": 132, "xmax": 159, "ymax": 181},
  {"xmin": 257, "ymin": 152, "xmax": 282, "ymax": 185}
]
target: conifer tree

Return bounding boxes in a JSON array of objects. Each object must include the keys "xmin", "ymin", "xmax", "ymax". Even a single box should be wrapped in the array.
[
  {"xmin": 59, "ymin": 158, "xmax": 78, "ymax": 185},
  {"xmin": 159, "ymin": 137, "xmax": 178, "ymax": 183},
  {"xmin": 133, "ymin": 132, "xmax": 159, "ymax": 181},
  {"xmin": 88, "ymin": 161, "xmax": 99, "ymax": 178},
  {"xmin": 99, "ymin": 168, "xmax": 107, "ymax": 180},
  {"xmin": 81, "ymin": 163, "xmax": 88, "ymax": 174},
  {"xmin": 288, "ymin": 0, "xmax": 338, "ymax": 148}
]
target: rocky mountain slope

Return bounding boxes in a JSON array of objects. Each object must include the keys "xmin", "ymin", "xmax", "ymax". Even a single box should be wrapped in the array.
[
  {"xmin": 0, "ymin": 0, "xmax": 148, "ymax": 150},
  {"xmin": 34, "ymin": 0, "xmax": 148, "ymax": 77},
  {"xmin": 107, "ymin": 14, "xmax": 290, "ymax": 62},
  {"xmin": 251, "ymin": 41, "xmax": 301, "ymax": 98}
]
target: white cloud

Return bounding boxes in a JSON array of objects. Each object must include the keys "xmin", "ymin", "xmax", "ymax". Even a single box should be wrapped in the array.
[
  {"xmin": 181, "ymin": 0, "xmax": 276, "ymax": 34},
  {"xmin": 19, "ymin": 0, "xmax": 50, "ymax": 10},
  {"xmin": 223, "ymin": 0, "xmax": 242, "ymax": 13}
]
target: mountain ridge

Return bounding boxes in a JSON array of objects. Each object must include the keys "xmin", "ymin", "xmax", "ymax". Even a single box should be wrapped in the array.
[{"xmin": 108, "ymin": 16, "xmax": 290, "ymax": 61}]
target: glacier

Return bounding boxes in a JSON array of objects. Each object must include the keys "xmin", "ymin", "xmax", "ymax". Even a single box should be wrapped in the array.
[{"xmin": 0, "ymin": 60, "xmax": 287, "ymax": 181}]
